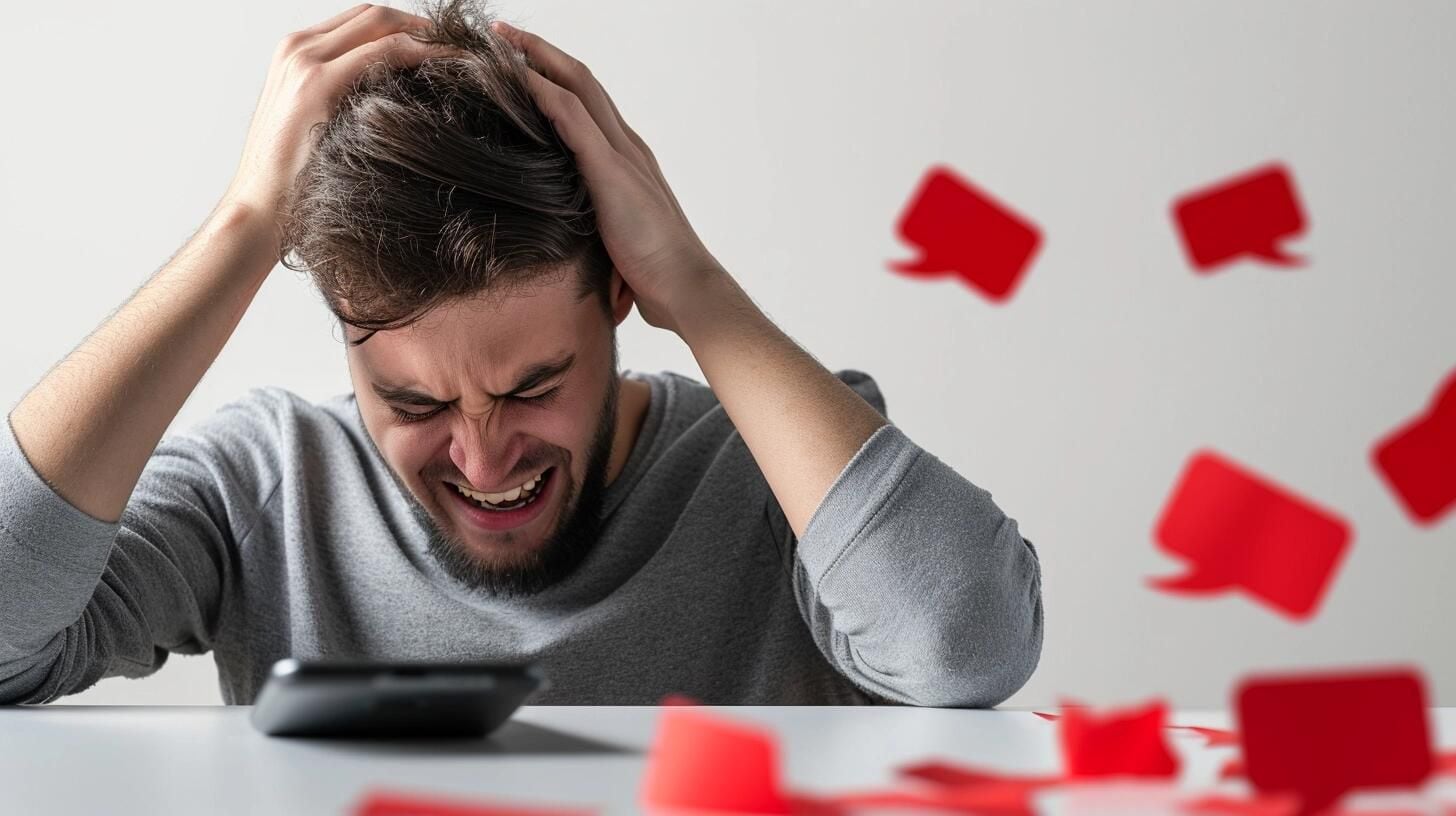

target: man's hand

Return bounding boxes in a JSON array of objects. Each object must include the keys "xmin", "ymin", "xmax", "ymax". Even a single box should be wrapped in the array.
[
  {"xmin": 490, "ymin": 19, "xmax": 727, "ymax": 339},
  {"xmin": 223, "ymin": 4, "xmax": 453, "ymax": 220}
]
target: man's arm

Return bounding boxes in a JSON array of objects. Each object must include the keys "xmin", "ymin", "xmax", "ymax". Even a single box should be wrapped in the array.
[
  {"xmin": 0, "ymin": 5, "xmax": 449, "ymax": 700},
  {"xmin": 0, "ymin": 390, "xmax": 282, "ymax": 703},
  {"xmin": 473, "ymin": 16, "xmax": 1042, "ymax": 707},
  {"xmin": 679, "ymin": 274, "xmax": 1044, "ymax": 707},
  {"xmin": 7, "ymin": 4, "xmax": 445, "ymax": 524},
  {"xmin": 8, "ymin": 202, "xmax": 276, "ymax": 523},
  {"xmin": 674, "ymin": 274, "xmax": 888, "ymax": 541}
]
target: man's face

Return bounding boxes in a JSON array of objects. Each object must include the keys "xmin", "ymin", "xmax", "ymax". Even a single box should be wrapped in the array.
[{"xmin": 344, "ymin": 271, "xmax": 629, "ymax": 597}]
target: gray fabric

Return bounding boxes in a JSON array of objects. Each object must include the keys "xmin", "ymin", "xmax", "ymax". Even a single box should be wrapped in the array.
[{"xmin": 0, "ymin": 368, "xmax": 1043, "ymax": 706}]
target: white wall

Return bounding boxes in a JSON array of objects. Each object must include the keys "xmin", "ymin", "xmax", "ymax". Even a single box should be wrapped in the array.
[{"xmin": 3, "ymin": 0, "xmax": 1452, "ymax": 707}]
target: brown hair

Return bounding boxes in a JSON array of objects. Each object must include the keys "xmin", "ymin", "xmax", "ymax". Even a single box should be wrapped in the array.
[{"xmin": 278, "ymin": 0, "xmax": 613, "ymax": 345}]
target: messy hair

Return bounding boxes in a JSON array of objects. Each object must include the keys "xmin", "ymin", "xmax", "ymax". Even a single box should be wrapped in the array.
[{"xmin": 278, "ymin": 0, "xmax": 613, "ymax": 345}]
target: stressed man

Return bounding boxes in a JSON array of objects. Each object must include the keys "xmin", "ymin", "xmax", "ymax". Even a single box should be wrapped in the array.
[{"xmin": 0, "ymin": 0, "xmax": 1043, "ymax": 706}]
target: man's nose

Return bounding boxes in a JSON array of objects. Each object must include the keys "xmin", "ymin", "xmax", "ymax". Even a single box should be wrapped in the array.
[{"xmin": 448, "ymin": 411, "xmax": 515, "ymax": 490}]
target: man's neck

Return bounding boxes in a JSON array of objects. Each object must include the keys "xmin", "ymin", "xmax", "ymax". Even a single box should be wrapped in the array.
[{"xmin": 605, "ymin": 375, "xmax": 651, "ymax": 487}]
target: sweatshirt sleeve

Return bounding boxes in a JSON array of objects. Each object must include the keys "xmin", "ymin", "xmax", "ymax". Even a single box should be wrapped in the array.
[
  {"xmin": 767, "ymin": 370, "xmax": 1044, "ymax": 708},
  {"xmin": 0, "ymin": 389, "xmax": 280, "ymax": 703}
]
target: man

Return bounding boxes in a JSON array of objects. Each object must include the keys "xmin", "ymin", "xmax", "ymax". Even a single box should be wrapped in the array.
[{"xmin": 0, "ymin": 0, "xmax": 1042, "ymax": 706}]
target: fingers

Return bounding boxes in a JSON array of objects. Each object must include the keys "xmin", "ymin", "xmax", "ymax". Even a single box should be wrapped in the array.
[
  {"xmin": 598, "ymin": 90, "xmax": 688, "ymax": 222},
  {"xmin": 494, "ymin": 20, "xmax": 688, "ymax": 222},
  {"xmin": 490, "ymin": 21, "xmax": 641, "ymax": 165},
  {"xmin": 296, "ymin": 3, "xmax": 374, "ymax": 37},
  {"xmin": 332, "ymin": 28, "xmax": 455, "ymax": 81},
  {"xmin": 516, "ymin": 66, "xmax": 631, "ymax": 190},
  {"xmin": 313, "ymin": 4, "xmax": 434, "ymax": 63}
]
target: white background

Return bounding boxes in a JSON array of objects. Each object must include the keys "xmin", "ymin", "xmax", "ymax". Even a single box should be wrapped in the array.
[{"xmin": 2, "ymin": 1, "xmax": 1452, "ymax": 707}]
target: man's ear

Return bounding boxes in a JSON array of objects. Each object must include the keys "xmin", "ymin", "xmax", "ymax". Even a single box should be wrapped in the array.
[{"xmin": 608, "ymin": 267, "xmax": 635, "ymax": 328}]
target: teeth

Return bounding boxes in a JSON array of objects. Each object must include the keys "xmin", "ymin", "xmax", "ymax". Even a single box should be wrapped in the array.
[{"xmin": 454, "ymin": 468, "xmax": 547, "ymax": 505}]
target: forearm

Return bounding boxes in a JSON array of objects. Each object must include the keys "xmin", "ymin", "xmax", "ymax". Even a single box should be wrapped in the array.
[
  {"xmin": 675, "ymin": 272, "xmax": 1042, "ymax": 705},
  {"xmin": 7, "ymin": 199, "xmax": 277, "ymax": 523},
  {"xmin": 675, "ymin": 272, "xmax": 889, "ymax": 540}
]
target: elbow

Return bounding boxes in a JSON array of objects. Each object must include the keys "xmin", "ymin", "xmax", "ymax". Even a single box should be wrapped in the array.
[
  {"xmin": 898, "ymin": 585, "xmax": 1043, "ymax": 708},
  {"xmin": 886, "ymin": 533, "xmax": 1045, "ymax": 708},
  {"xmin": 0, "ymin": 630, "xmax": 76, "ymax": 704}
]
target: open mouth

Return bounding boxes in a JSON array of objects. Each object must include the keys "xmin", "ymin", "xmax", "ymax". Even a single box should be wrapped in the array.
[
  {"xmin": 454, "ymin": 466, "xmax": 554, "ymax": 511},
  {"xmin": 444, "ymin": 466, "xmax": 558, "ymax": 532}
]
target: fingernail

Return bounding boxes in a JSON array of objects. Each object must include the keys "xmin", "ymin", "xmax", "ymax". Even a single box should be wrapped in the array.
[{"xmin": 491, "ymin": 20, "xmax": 513, "ymax": 33}]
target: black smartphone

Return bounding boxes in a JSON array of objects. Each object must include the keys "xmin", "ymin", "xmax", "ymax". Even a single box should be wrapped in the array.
[{"xmin": 249, "ymin": 658, "xmax": 547, "ymax": 738}]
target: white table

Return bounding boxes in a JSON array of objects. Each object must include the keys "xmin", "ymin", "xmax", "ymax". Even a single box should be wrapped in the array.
[{"xmin": 1, "ymin": 706, "xmax": 1453, "ymax": 815}]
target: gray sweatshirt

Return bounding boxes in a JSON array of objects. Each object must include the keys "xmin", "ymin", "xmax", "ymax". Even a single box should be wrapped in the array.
[{"xmin": 0, "ymin": 368, "xmax": 1043, "ymax": 706}]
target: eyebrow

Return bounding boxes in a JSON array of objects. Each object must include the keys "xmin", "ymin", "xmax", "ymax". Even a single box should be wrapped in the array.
[{"xmin": 370, "ymin": 353, "xmax": 576, "ymax": 406}]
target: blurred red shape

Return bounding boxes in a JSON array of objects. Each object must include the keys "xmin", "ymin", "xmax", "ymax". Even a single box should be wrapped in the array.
[
  {"xmin": 1172, "ymin": 163, "xmax": 1307, "ymax": 271},
  {"xmin": 355, "ymin": 791, "xmax": 593, "ymax": 816},
  {"xmin": 889, "ymin": 165, "xmax": 1042, "ymax": 303},
  {"xmin": 1169, "ymin": 725, "xmax": 1239, "ymax": 748},
  {"xmin": 899, "ymin": 761, "xmax": 1061, "ymax": 816},
  {"xmin": 640, "ymin": 705, "xmax": 793, "ymax": 814},
  {"xmin": 1059, "ymin": 699, "xmax": 1181, "ymax": 779},
  {"xmin": 1149, "ymin": 450, "xmax": 1352, "ymax": 621},
  {"xmin": 1236, "ymin": 668, "xmax": 1433, "ymax": 816},
  {"xmin": 1373, "ymin": 368, "xmax": 1456, "ymax": 525},
  {"xmin": 1180, "ymin": 793, "xmax": 1299, "ymax": 816},
  {"xmin": 1438, "ymin": 749, "xmax": 1456, "ymax": 777}
]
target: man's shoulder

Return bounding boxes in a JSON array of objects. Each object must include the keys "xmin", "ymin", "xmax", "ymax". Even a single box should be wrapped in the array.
[
  {"xmin": 165, "ymin": 386, "xmax": 362, "ymax": 463},
  {"xmin": 188, "ymin": 385, "xmax": 354, "ymax": 431}
]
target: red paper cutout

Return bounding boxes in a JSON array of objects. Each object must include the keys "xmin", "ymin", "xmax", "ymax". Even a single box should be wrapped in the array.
[
  {"xmin": 1236, "ymin": 668, "xmax": 1433, "ymax": 816},
  {"xmin": 1149, "ymin": 449, "xmax": 1352, "ymax": 620},
  {"xmin": 1169, "ymin": 725, "xmax": 1240, "ymax": 748},
  {"xmin": 355, "ymin": 791, "xmax": 593, "ymax": 816},
  {"xmin": 1373, "ymin": 368, "xmax": 1456, "ymax": 525},
  {"xmin": 1059, "ymin": 699, "xmax": 1181, "ymax": 779},
  {"xmin": 901, "ymin": 760, "xmax": 1061, "ymax": 790},
  {"xmin": 889, "ymin": 165, "xmax": 1042, "ymax": 303},
  {"xmin": 899, "ymin": 761, "xmax": 1061, "ymax": 815},
  {"xmin": 1041, "ymin": 711, "xmax": 1236, "ymax": 751},
  {"xmin": 1180, "ymin": 793, "xmax": 1299, "ymax": 816},
  {"xmin": 805, "ymin": 787, "xmax": 1039, "ymax": 816},
  {"xmin": 641, "ymin": 704, "xmax": 793, "ymax": 814},
  {"xmin": 1172, "ymin": 163, "xmax": 1307, "ymax": 271}
]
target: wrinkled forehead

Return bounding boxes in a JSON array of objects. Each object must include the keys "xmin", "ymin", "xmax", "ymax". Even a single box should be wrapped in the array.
[{"xmin": 342, "ymin": 283, "xmax": 591, "ymax": 389}]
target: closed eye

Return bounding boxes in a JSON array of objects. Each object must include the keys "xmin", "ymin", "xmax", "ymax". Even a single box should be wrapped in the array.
[
  {"xmin": 388, "ymin": 404, "xmax": 445, "ymax": 424},
  {"xmin": 386, "ymin": 386, "xmax": 561, "ymax": 424},
  {"xmin": 513, "ymin": 386, "xmax": 561, "ymax": 406}
]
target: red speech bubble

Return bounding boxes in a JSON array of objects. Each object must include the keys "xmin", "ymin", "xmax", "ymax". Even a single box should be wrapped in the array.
[
  {"xmin": 1149, "ymin": 450, "xmax": 1352, "ymax": 621},
  {"xmin": 1059, "ymin": 699, "xmax": 1181, "ymax": 780},
  {"xmin": 641, "ymin": 704, "xmax": 1047, "ymax": 816},
  {"xmin": 641, "ymin": 705, "xmax": 793, "ymax": 814},
  {"xmin": 1373, "ymin": 367, "xmax": 1456, "ymax": 525},
  {"xmin": 1172, "ymin": 163, "xmax": 1307, "ymax": 271},
  {"xmin": 1236, "ymin": 668, "xmax": 1433, "ymax": 815},
  {"xmin": 889, "ymin": 165, "xmax": 1042, "ymax": 302},
  {"xmin": 1038, "ymin": 711, "xmax": 1237, "ymax": 748}
]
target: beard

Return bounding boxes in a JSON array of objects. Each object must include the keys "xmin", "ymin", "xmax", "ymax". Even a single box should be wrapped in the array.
[{"xmin": 365, "ymin": 345, "xmax": 621, "ymax": 598}]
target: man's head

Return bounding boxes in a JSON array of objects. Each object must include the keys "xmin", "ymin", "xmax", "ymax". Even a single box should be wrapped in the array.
[{"xmin": 277, "ymin": 0, "xmax": 633, "ymax": 596}]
